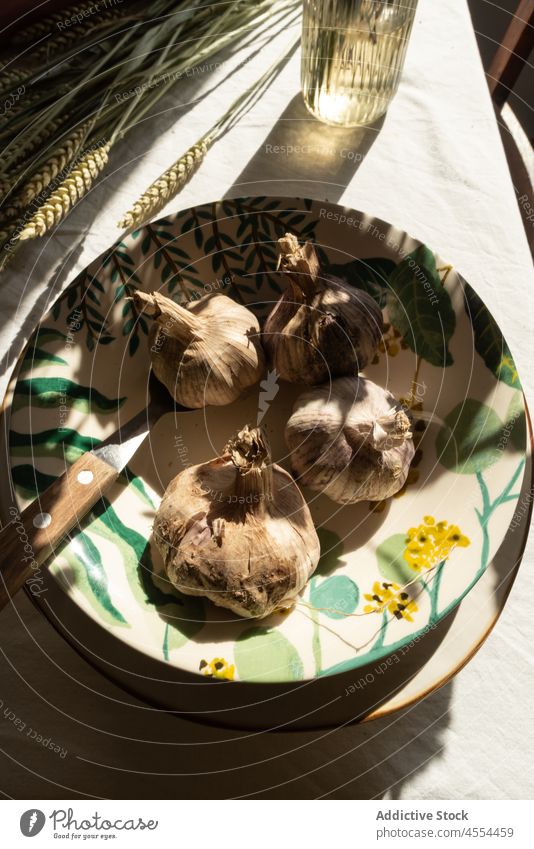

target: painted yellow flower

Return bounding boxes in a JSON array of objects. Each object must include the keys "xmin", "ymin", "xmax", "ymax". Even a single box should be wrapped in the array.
[
  {"xmin": 498, "ymin": 354, "xmax": 518, "ymax": 385},
  {"xmin": 372, "ymin": 322, "xmax": 407, "ymax": 363},
  {"xmin": 199, "ymin": 657, "xmax": 235, "ymax": 681},
  {"xmin": 404, "ymin": 515, "xmax": 470, "ymax": 572},
  {"xmin": 364, "ymin": 581, "xmax": 418, "ymax": 622}
]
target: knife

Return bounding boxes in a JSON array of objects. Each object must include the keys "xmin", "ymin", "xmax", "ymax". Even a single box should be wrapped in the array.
[{"xmin": 0, "ymin": 371, "xmax": 176, "ymax": 611}]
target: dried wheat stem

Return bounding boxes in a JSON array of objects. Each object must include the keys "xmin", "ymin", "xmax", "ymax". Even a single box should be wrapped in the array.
[
  {"xmin": 117, "ymin": 33, "xmax": 298, "ymax": 232},
  {"xmin": 20, "ymin": 122, "xmax": 91, "ymax": 205},
  {"xmin": 18, "ymin": 142, "xmax": 110, "ymax": 240},
  {"xmin": 118, "ymin": 136, "xmax": 211, "ymax": 230},
  {"xmin": 0, "ymin": 250, "xmax": 17, "ymax": 272}
]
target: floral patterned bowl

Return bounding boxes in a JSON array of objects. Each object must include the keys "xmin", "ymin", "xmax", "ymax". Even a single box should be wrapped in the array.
[{"xmin": 6, "ymin": 197, "xmax": 528, "ymax": 686}]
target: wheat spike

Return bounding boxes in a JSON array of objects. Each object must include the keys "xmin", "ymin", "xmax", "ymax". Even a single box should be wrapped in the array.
[
  {"xmin": 1, "ymin": 110, "xmax": 78, "ymax": 175},
  {"xmin": 18, "ymin": 142, "xmax": 110, "ymax": 240},
  {"xmin": 0, "ymin": 86, "xmax": 54, "ymax": 131},
  {"xmin": 13, "ymin": 1, "xmax": 123, "ymax": 46},
  {"xmin": 118, "ymin": 139, "xmax": 209, "ymax": 230},
  {"xmin": 13, "ymin": 4, "xmax": 92, "ymax": 43},
  {"xmin": 33, "ymin": 29, "xmax": 91, "ymax": 61},
  {"xmin": 0, "ymin": 204, "xmax": 20, "ymax": 222},
  {"xmin": 20, "ymin": 122, "xmax": 90, "ymax": 205},
  {"xmin": 0, "ymin": 178, "xmax": 16, "ymax": 202},
  {"xmin": 31, "ymin": 6, "xmax": 128, "ymax": 61},
  {"xmin": 0, "ymin": 66, "xmax": 29, "ymax": 95}
]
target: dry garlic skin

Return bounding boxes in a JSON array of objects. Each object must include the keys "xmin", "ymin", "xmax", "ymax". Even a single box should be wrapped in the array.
[
  {"xmin": 154, "ymin": 426, "xmax": 320, "ymax": 619},
  {"xmin": 285, "ymin": 377, "xmax": 415, "ymax": 504},
  {"xmin": 263, "ymin": 234, "xmax": 383, "ymax": 384},
  {"xmin": 134, "ymin": 290, "xmax": 264, "ymax": 408}
]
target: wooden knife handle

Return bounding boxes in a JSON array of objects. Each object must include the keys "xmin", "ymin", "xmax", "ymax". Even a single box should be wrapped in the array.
[{"xmin": 0, "ymin": 453, "xmax": 119, "ymax": 611}]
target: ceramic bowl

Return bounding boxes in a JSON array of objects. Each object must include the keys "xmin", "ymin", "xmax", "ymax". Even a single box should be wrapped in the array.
[{"xmin": 6, "ymin": 197, "xmax": 528, "ymax": 695}]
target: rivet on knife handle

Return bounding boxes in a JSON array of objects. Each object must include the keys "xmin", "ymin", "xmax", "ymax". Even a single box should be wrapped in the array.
[{"xmin": 0, "ymin": 453, "xmax": 119, "ymax": 611}]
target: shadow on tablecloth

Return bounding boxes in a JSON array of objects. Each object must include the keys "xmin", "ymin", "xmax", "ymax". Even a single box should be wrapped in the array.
[
  {"xmin": 225, "ymin": 94, "xmax": 385, "ymax": 204},
  {"xmin": 0, "ymin": 588, "xmax": 451, "ymax": 799}
]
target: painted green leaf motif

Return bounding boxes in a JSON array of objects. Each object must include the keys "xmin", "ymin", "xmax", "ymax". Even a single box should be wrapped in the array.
[
  {"xmin": 464, "ymin": 284, "xmax": 520, "ymax": 388},
  {"xmin": 12, "ymin": 378, "xmax": 126, "ymax": 413},
  {"xmin": 160, "ymin": 600, "xmax": 206, "ymax": 652},
  {"xmin": 68, "ymin": 494, "xmax": 202, "ymax": 639},
  {"xmin": 219, "ymin": 198, "xmax": 320, "ymax": 298},
  {"xmin": 387, "ymin": 245, "xmax": 456, "ymax": 366},
  {"xmin": 117, "ymin": 472, "xmax": 157, "ymax": 509},
  {"xmin": 161, "ymin": 600, "xmax": 207, "ymax": 657},
  {"xmin": 12, "ymin": 464, "xmax": 56, "ymax": 498},
  {"xmin": 376, "ymin": 534, "xmax": 414, "ymax": 585},
  {"xmin": 64, "ymin": 532, "xmax": 128, "ymax": 626},
  {"xmin": 138, "ymin": 546, "xmax": 180, "ymax": 608},
  {"xmin": 316, "ymin": 526, "xmax": 344, "ymax": 576},
  {"xmin": 11, "ymin": 460, "xmax": 159, "ymax": 626},
  {"xmin": 55, "ymin": 550, "xmax": 127, "ymax": 630},
  {"xmin": 91, "ymin": 500, "xmax": 202, "ymax": 646},
  {"xmin": 137, "ymin": 544, "xmax": 205, "ymax": 649},
  {"xmin": 10, "ymin": 428, "xmax": 97, "ymax": 461},
  {"xmin": 20, "ymin": 348, "xmax": 68, "ymax": 373},
  {"xmin": 435, "ymin": 399, "xmax": 504, "ymax": 474},
  {"xmin": 89, "ymin": 501, "xmax": 150, "ymax": 608},
  {"xmin": 310, "ymin": 575, "xmax": 359, "ymax": 620},
  {"xmin": 234, "ymin": 627, "xmax": 304, "ymax": 682},
  {"xmin": 329, "ymin": 257, "xmax": 396, "ymax": 307},
  {"xmin": 505, "ymin": 391, "xmax": 526, "ymax": 452},
  {"xmin": 10, "ymin": 468, "xmax": 129, "ymax": 627},
  {"xmin": 32, "ymin": 327, "xmax": 68, "ymax": 345},
  {"xmin": 20, "ymin": 327, "xmax": 69, "ymax": 372},
  {"xmin": 162, "ymin": 621, "xmax": 188, "ymax": 661}
]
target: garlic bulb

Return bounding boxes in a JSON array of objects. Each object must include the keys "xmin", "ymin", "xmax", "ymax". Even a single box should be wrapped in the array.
[
  {"xmin": 154, "ymin": 425, "xmax": 320, "ymax": 619},
  {"xmin": 263, "ymin": 233, "xmax": 383, "ymax": 384},
  {"xmin": 133, "ymin": 290, "xmax": 264, "ymax": 408},
  {"xmin": 285, "ymin": 377, "xmax": 415, "ymax": 504}
]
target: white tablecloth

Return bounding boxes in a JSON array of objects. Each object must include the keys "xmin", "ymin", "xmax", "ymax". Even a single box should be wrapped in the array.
[{"xmin": 1, "ymin": 0, "xmax": 533, "ymax": 799}]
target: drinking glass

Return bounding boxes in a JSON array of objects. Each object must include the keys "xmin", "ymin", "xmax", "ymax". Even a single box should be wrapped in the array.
[{"xmin": 301, "ymin": 0, "xmax": 419, "ymax": 126}]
